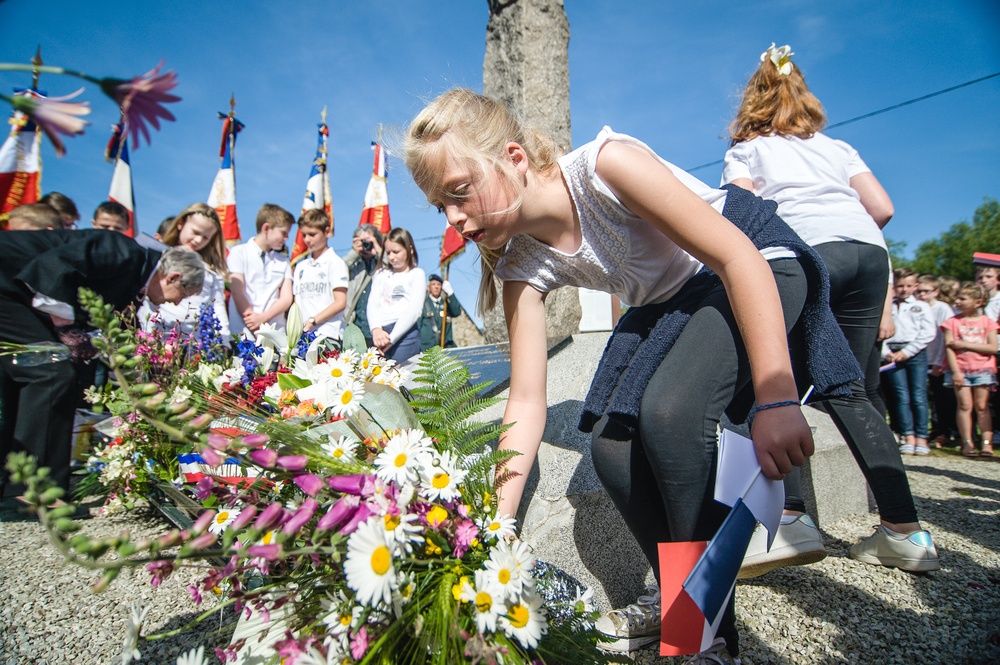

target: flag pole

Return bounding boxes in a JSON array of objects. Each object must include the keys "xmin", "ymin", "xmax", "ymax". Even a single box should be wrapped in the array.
[{"xmin": 440, "ymin": 263, "xmax": 450, "ymax": 348}]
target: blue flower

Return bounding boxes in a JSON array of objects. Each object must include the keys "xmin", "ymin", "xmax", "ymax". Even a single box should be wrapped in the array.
[
  {"xmin": 195, "ymin": 303, "xmax": 225, "ymax": 362},
  {"xmin": 296, "ymin": 330, "xmax": 317, "ymax": 359}
]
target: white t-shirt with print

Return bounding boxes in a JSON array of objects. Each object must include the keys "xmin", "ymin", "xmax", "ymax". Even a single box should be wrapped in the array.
[{"xmin": 293, "ymin": 248, "xmax": 350, "ymax": 340}]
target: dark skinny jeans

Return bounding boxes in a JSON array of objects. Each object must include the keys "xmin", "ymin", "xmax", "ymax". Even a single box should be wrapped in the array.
[
  {"xmin": 783, "ymin": 241, "xmax": 919, "ymax": 524},
  {"xmin": 590, "ymin": 258, "xmax": 809, "ymax": 658}
]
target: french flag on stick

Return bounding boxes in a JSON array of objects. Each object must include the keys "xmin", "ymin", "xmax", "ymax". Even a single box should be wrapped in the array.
[
  {"xmin": 106, "ymin": 123, "xmax": 136, "ymax": 237},
  {"xmin": 660, "ymin": 429, "xmax": 784, "ymax": 656}
]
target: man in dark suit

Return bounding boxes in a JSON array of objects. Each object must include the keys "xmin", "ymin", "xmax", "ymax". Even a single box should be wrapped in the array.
[
  {"xmin": 419, "ymin": 274, "xmax": 463, "ymax": 351},
  {"xmin": 0, "ymin": 230, "xmax": 204, "ymax": 510}
]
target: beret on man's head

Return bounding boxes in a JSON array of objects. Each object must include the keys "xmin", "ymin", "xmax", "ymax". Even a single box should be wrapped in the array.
[{"xmin": 428, "ymin": 274, "xmax": 443, "ymax": 284}]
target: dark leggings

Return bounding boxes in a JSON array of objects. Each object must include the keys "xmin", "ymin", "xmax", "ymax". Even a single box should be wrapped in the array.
[
  {"xmin": 783, "ymin": 241, "xmax": 919, "ymax": 524},
  {"xmin": 590, "ymin": 258, "xmax": 809, "ymax": 657}
]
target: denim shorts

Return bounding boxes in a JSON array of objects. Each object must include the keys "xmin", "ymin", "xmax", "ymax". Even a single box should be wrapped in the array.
[{"xmin": 944, "ymin": 370, "xmax": 997, "ymax": 388}]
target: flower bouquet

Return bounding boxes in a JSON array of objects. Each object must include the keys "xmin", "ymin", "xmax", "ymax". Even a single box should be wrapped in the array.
[{"xmin": 9, "ymin": 289, "xmax": 614, "ymax": 664}]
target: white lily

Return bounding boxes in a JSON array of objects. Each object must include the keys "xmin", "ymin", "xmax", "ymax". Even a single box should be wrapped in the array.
[
  {"xmin": 286, "ymin": 302, "xmax": 305, "ymax": 356},
  {"xmin": 255, "ymin": 323, "xmax": 288, "ymax": 371}
]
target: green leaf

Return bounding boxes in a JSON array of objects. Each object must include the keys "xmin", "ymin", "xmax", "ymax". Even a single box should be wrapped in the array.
[
  {"xmin": 277, "ymin": 373, "xmax": 310, "ymax": 391},
  {"xmin": 342, "ymin": 323, "xmax": 368, "ymax": 355}
]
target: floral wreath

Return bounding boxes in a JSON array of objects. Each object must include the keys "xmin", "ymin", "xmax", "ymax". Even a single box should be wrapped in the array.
[{"xmin": 761, "ymin": 42, "xmax": 794, "ymax": 76}]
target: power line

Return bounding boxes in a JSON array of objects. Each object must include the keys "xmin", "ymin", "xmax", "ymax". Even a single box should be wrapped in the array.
[{"xmin": 685, "ymin": 71, "xmax": 1000, "ymax": 173}]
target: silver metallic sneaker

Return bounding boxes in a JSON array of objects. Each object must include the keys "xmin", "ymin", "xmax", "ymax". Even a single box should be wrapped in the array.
[
  {"xmin": 595, "ymin": 585, "xmax": 660, "ymax": 653},
  {"xmin": 739, "ymin": 514, "xmax": 827, "ymax": 579},
  {"xmin": 849, "ymin": 526, "xmax": 941, "ymax": 572}
]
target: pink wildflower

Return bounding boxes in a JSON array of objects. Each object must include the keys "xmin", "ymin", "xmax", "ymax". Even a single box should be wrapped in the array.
[
  {"xmin": 350, "ymin": 626, "xmax": 369, "ymax": 660},
  {"xmin": 281, "ymin": 498, "xmax": 318, "ymax": 536},
  {"xmin": 10, "ymin": 89, "xmax": 90, "ymax": 157},
  {"xmin": 276, "ymin": 455, "xmax": 308, "ymax": 471},
  {"xmin": 293, "ymin": 473, "xmax": 323, "ymax": 497},
  {"xmin": 246, "ymin": 543, "xmax": 283, "ymax": 561},
  {"xmin": 453, "ymin": 519, "xmax": 479, "ymax": 558},
  {"xmin": 99, "ymin": 61, "xmax": 181, "ymax": 148},
  {"xmin": 316, "ymin": 494, "xmax": 360, "ymax": 532}
]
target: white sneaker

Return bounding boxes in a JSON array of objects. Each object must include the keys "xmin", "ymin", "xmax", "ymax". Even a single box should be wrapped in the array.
[
  {"xmin": 738, "ymin": 514, "xmax": 827, "ymax": 579},
  {"xmin": 595, "ymin": 585, "xmax": 660, "ymax": 653},
  {"xmin": 850, "ymin": 526, "xmax": 941, "ymax": 572},
  {"xmin": 680, "ymin": 637, "xmax": 742, "ymax": 665},
  {"xmin": 899, "ymin": 443, "xmax": 916, "ymax": 455}
]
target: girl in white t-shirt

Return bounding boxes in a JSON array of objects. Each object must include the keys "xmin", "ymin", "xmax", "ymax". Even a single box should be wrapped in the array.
[
  {"xmin": 724, "ymin": 44, "xmax": 937, "ymax": 573},
  {"xmin": 138, "ymin": 202, "xmax": 230, "ymax": 346},
  {"xmin": 403, "ymin": 88, "xmax": 865, "ymax": 661},
  {"xmin": 367, "ymin": 227, "xmax": 425, "ymax": 363}
]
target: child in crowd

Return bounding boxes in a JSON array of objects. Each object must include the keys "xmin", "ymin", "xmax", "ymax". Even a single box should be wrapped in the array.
[
  {"xmin": 228, "ymin": 204, "xmax": 294, "ymax": 336},
  {"xmin": 39, "ymin": 191, "xmax": 79, "ymax": 229},
  {"xmin": 943, "ymin": 282, "xmax": 998, "ymax": 457},
  {"xmin": 6, "ymin": 203, "xmax": 60, "ymax": 230},
  {"xmin": 367, "ymin": 227, "xmax": 425, "ymax": 363},
  {"xmin": 976, "ymin": 263, "xmax": 1000, "ymax": 320},
  {"xmin": 884, "ymin": 267, "xmax": 936, "ymax": 454},
  {"xmin": 404, "ymin": 88, "xmax": 864, "ymax": 662},
  {"xmin": 937, "ymin": 275, "xmax": 960, "ymax": 307},
  {"xmin": 138, "ymin": 203, "xmax": 230, "ymax": 344},
  {"xmin": 917, "ymin": 275, "xmax": 958, "ymax": 447},
  {"xmin": 293, "ymin": 209, "xmax": 349, "ymax": 341},
  {"xmin": 91, "ymin": 201, "xmax": 130, "ymax": 234},
  {"xmin": 724, "ymin": 44, "xmax": 938, "ymax": 580}
]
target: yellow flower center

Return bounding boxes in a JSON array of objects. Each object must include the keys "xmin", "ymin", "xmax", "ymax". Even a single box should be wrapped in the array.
[
  {"xmin": 384, "ymin": 514, "xmax": 400, "ymax": 531},
  {"xmin": 475, "ymin": 591, "xmax": 493, "ymax": 613},
  {"xmin": 432, "ymin": 472, "xmax": 450, "ymax": 489},
  {"xmin": 394, "ymin": 453, "xmax": 407, "ymax": 468},
  {"xmin": 330, "ymin": 367, "xmax": 343, "ymax": 377},
  {"xmin": 261, "ymin": 530, "xmax": 275, "ymax": 545},
  {"xmin": 333, "ymin": 449, "xmax": 344, "ymax": 458},
  {"xmin": 488, "ymin": 522, "xmax": 500, "ymax": 532},
  {"xmin": 508, "ymin": 603, "xmax": 529, "ymax": 628},
  {"xmin": 498, "ymin": 568, "xmax": 510, "ymax": 584},
  {"xmin": 370, "ymin": 545, "xmax": 391, "ymax": 575},
  {"xmin": 339, "ymin": 614, "xmax": 351, "ymax": 627},
  {"xmin": 371, "ymin": 365, "xmax": 381, "ymax": 376},
  {"xmin": 426, "ymin": 505, "xmax": 448, "ymax": 527},
  {"xmin": 215, "ymin": 511, "xmax": 230, "ymax": 524},
  {"xmin": 340, "ymin": 390, "xmax": 353, "ymax": 405}
]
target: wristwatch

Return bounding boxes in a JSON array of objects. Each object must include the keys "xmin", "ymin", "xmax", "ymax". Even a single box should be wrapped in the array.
[{"xmin": 307, "ymin": 317, "xmax": 316, "ymax": 325}]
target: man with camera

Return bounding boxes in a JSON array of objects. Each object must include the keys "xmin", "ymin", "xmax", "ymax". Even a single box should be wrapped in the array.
[{"xmin": 343, "ymin": 224, "xmax": 384, "ymax": 347}]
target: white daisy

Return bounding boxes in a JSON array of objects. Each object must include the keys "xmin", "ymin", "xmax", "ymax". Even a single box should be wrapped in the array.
[
  {"xmin": 459, "ymin": 570, "xmax": 505, "ymax": 634},
  {"xmin": 321, "ymin": 434, "xmax": 359, "ymax": 462},
  {"xmin": 482, "ymin": 544, "xmax": 524, "ymax": 602},
  {"xmin": 321, "ymin": 356, "xmax": 355, "ymax": 383},
  {"xmin": 338, "ymin": 348, "xmax": 361, "ymax": 367},
  {"xmin": 208, "ymin": 506, "xmax": 241, "ymax": 534},
  {"xmin": 214, "ymin": 361, "xmax": 245, "ymax": 390},
  {"xmin": 572, "ymin": 585, "xmax": 596, "ymax": 628},
  {"xmin": 479, "ymin": 511, "xmax": 518, "ymax": 542},
  {"xmin": 499, "ymin": 589, "xmax": 548, "ymax": 649},
  {"xmin": 382, "ymin": 509, "xmax": 424, "ymax": 553},
  {"xmin": 327, "ymin": 378, "xmax": 366, "ymax": 418},
  {"xmin": 508, "ymin": 539, "xmax": 537, "ymax": 584},
  {"xmin": 320, "ymin": 591, "xmax": 362, "ymax": 637},
  {"xmin": 391, "ymin": 571, "xmax": 417, "ymax": 617},
  {"xmin": 343, "ymin": 518, "xmax": 397, "ymax": 608},
  {"xmin": 373, "ymin": 429, "xmax": 433, "ymax": 486},
  {"xmin": 418, "ymin": 450, "xmax": 467, "ymax": 502},
  {"xmin": 363, "ymin": 355, "xmax": 392, "ymax": 382},
  {"xmin": 175, "ymin": 645, "xmax": 207, "ymax": 665},
  {"xmin": 121, "ymin": 602, "xmax": 148, "ymax": 664}
]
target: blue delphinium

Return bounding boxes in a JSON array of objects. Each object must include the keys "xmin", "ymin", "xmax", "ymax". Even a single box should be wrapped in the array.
[
  {"xmin": 296, "ymin": 330, "xmax": 318, "ymax": 359},
  {"xmin": 235, "ymin": 338, "xmax": 262, "ymax": 385},
  {"xmin": 195, "ymin": 302, "xmax": 226, "ymax": 363}
]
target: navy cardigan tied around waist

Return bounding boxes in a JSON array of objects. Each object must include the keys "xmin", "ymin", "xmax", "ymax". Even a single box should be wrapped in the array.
[{"xmin": 578, "ymin": 184, "xmax": 862, "ymax": 434}]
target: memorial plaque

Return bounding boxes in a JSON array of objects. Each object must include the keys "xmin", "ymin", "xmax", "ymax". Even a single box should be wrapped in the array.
[{"xmin": 444, "ymin": 335, "xmax": 572, "ymax": 398}]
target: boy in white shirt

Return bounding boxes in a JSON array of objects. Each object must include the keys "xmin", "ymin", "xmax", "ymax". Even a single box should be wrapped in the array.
[
  {"xmin": 228, "ymin": 204, "xmax": 294, "ymax": 336},
  {"xmin": 293, "ymin": 209, "xmax": 349, "ymax": 341}
]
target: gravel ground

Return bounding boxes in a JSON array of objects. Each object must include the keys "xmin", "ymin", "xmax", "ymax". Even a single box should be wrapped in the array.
[{"xmin": 1, "ymin": 449, "xmax": 998, "ymax": 664}]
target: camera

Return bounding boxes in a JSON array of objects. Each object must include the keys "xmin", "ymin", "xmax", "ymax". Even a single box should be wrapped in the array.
[{"xmin": 361, "ymin": 239, "xmax": 374, "ymax": 252}]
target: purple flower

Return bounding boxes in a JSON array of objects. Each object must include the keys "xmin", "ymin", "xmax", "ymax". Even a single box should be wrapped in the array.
[
  {"xmin": 98, "ymin": 61, "xmax": 180, "ymax": 148},
  {"xmin": 11, "ymin": 89, "xmax": 90, "ymax": 157},
  {"xmin": 254, "ymin": 503, "xmax": 286, "ymax": 531},
  {"xmin": 230, "ymin": 505, "xmax": 257, "ymax": 530},
  {"xmin": 249, "ymin": 449, "xmax": 278, "ymax": 468},
  {"xmin": 276, "ymin": 455, "xmax": 308, "ymax": 471},
  {"xmin": 339, "ymin": 503, "xmax": 373, "ymax": 535},
  {"xmin": 241, "ymin": 433, "xmax": 269, "ymax": 449},
  {"xmin": 206, "ymin": 434, "xmax": 230, "ymax": 451},
  {"xmin": 188, "ymin": 585, "xmax": 203, "ymax": 605},
  {"xmin": 453, "ymin": 519, "xmax": 479, "ymax": 558},
  {"xmin": 350, "ymin": 626, "xmax": 369, "ymax": 661},
  {"xmin": 192, "ymin": 509, "xmax": 216, "ymax": 534},
  {"xmin": 282, "ymin": 499, "xmax": 318, "ymax": 536},
  {"xmin": 293, "ymin": 473, "xmax": 323, "ymax": 497},
  {"xmin": 327, "ymin": 473, "xmax": 375, "ymax": 495},
  {"xmin": 316, "ymin": 494, "xmax": 360, "ymax": 532},
  {"xmin": 246, "ymin": 543, "xmax": 283, "ymax": 561},
  {"xmin": 146, "ymin": 560, "xmax": 174, "ymax": 588},
  {"xmin": 194, "ymin": 477, "xmax": 214, "ymax": 501},
  {"xmin": 200, "ymin": 447, "xmax": 224, "ymax": 467},
  {"xmin": 186, "ymin": 532, "xmax": 216, "ymax": 551}
]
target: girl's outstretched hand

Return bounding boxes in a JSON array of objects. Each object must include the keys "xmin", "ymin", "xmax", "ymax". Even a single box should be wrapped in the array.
[{"xmin": 750, "ymin": 406, "xmax": 814, "ymax": 479}]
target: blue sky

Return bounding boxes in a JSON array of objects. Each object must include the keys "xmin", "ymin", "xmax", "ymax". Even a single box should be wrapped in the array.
[{"xmin": 3, "ymin": 1, "xmax": 998, "ymax": 324}]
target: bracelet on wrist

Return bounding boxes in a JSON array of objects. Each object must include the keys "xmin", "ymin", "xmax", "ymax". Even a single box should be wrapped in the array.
[{"xmin": 753, "ymin": 399, "xmax": 799, "ymax": 413}]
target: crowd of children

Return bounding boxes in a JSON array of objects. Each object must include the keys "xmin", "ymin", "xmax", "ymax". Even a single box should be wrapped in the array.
[{"xmin": 886, "ymin": 263, "xmax": 1000, "ymax": 458}]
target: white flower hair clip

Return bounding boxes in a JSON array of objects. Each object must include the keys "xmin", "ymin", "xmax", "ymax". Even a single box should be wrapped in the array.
[{"xmin": 760, "ymin": 42, "xmax": 794, "ymax": 76}]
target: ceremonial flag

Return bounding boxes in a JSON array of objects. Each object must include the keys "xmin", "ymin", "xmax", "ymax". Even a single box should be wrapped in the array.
[
  {"xmin": 0, "ymin": 90, "xmax": 42, "ymax": 228},
  {"xmin": 440, "ymin": 225, "xmax": 467, "ymax": 266},
  {"xmin": 358, "ymin": 139, "xmax": 390, "ymax": 234},
  {"xmin": 106, "ymin": 122, "xmax": 136, "ymax": 237},
  {"xmin": 292, "ymin": 115, "xmax": 333, "ymax": 264},
  {"xmin": 208, "ymin": 102, "xmax": 244, "ymax": 245}
]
